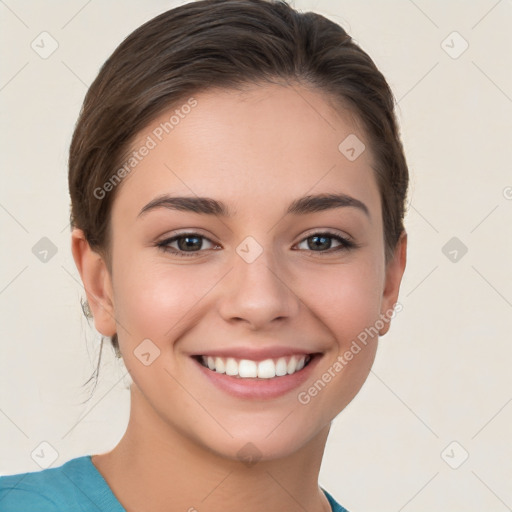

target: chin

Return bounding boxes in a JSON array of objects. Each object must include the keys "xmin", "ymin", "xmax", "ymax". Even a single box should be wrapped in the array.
[{"xmin": 192, "ymin": 410, "xmax": 328, "ymax": 465}]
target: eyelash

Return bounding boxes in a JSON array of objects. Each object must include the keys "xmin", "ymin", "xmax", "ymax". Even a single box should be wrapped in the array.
[{"xmin": 155, "ymin": 230, "xmax": 358, "ymax": 258}]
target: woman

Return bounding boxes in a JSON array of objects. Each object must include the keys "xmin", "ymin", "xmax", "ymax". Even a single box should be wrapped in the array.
[{"xmin": 0, "ymin": 0, "xmax": 408, "ymax": 510}]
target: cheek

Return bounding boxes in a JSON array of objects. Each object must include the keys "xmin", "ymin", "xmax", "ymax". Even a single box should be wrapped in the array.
[
  {"xmin": 296, "ymin": 257, "xmax": 385, "ymax": 344},
  {"xmin": 112, "ymin": 255, "xmax": 219, "ymax": 342},
  {"xmin": 293, "ymin": 262, "xmax": 384, "ymax": 419}
]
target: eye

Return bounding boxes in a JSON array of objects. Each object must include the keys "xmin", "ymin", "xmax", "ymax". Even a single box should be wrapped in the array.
[
  {"xmin": 295, "ymin": 231, "xmax": 357, "ymax": 254},
  {"xmin": 156, "ymin": 232, "xmax": 219, "ymax": 257},
  {"xmin": 156, "ymin": 230, "xmax": 357, "ymax": 258}
]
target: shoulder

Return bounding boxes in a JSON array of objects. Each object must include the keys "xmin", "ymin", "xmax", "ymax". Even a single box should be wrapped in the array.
[
  {"xmin": 0, "ymin": 456, "xmax": 93, "ymax": 512},
  {"xmin": 322, "ymin": 487, "xmax": 351, "ymax": 512}
]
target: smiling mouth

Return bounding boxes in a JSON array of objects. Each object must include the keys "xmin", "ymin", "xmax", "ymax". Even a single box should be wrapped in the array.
[{"xmin": 194, "ymin": 354, "xmax": 314, "ymax": 379}]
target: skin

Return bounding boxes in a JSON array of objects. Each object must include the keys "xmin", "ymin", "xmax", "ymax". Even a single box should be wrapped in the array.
[{"xmin": 72, "ymin": 83, "xmax": 407, "ymax": 512}]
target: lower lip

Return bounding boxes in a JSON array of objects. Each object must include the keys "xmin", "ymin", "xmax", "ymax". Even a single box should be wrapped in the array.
[{"xmin": 193, "ymin": 355, "xmax": 321, "ymax": 400}]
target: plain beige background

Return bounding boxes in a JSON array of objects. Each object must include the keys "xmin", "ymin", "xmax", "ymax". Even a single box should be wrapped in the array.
[{"xmin": 1, "ymin": 1, "xmax": 511, "ymax": 510}]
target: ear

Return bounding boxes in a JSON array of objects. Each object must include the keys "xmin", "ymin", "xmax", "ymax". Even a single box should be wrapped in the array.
[
  {"xmin": 379, "ymin": 231, "xmax": 407, "ymax": 336},
  {"xmin": 71, "ymin": 228, "xmax": 116, "ymax": 337}
]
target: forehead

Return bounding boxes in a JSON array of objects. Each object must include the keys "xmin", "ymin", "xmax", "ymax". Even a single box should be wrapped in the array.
[{"xmin": 112, "ymin": 83, "xmax": 380, "ymax": 224}]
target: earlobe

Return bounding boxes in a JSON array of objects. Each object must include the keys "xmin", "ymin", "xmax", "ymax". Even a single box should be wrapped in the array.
[
  {"xmin": 71, "ymin": 228, "xmax": 117, "ymax": 337},
  {"xmin": 379, "ymin": 231, "xmax": 407, "ymax": 336}
]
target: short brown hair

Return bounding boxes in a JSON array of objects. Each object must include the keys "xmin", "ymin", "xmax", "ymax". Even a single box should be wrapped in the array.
[{"xmin": 69, "ymin": 0, "xmax": 409, "ymax": 355}]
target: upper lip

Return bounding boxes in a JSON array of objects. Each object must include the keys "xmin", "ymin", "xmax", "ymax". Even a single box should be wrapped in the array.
[{"xmin": 190, "ymin": 346, "xmax": 319, "ymax": 361}]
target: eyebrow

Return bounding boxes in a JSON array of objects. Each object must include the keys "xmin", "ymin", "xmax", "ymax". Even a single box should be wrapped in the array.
[{"xmin": 138, "ymin": 193, "xmax": 370, "ymax": 219}]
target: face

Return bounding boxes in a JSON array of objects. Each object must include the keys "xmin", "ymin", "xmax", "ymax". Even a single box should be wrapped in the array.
[{"xmin": 76, "ymin": 83, "xmax": 406, "ymax": 461}]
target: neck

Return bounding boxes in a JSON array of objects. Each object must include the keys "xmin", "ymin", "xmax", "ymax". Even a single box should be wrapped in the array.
[{"xmin": 92, "ymin": 385, "xmax": 333, "ymax": 512}]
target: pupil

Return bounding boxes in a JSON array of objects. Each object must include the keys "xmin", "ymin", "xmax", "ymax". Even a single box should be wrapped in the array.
[
  {"xmin": 310, "ymin": 235, "xmax": 331, "ymax": 251},
  {"xmin": 179, "ymin": 236, "xmax": 201, "ymax": 251}
]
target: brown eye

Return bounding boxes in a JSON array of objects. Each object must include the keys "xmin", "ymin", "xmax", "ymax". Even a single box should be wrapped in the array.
[
  {"xmin": 156, "ymin": 233, "xmax": 218, "ymax": 257},
  {"xmin": 296, "ymin": 231, "xmax": 356, "ymax": 254}
]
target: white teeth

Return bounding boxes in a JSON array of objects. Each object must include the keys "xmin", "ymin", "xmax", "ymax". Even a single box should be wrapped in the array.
[
  {"xmin": 275, "ymin": 357, "xmax": 288, "ymax": 376},
  {"xmin": 287, "ymin": 355, "xmax": 297, "ymax": 375},
  {"xmin": 238, "ymin": 359, "xmax": 258, "ymax": 378},
  {"xmin": 257, "ymin": 359, "xmax": 276, "ymax": 379},
  {"xmin": 214, "ymin": 357, "xmax": 225, "ymax": 374},
  {"xmin": 225, "ymin": 357, "xmax": 238, "ymax": 376},
  {"xmin": 199, "ymin": 354, "xmax": 310, "ymax": 378}
]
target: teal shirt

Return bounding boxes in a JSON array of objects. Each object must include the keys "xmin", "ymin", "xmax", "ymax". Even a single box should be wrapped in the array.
[{"xmin": 0, "ymin": 456, "xmax": 349, "ymax": 511}]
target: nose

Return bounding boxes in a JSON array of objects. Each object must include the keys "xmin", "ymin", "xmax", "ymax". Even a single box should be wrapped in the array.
[{"xmin": 216, "ymin": 245, "xmax": 301, "ymax": 330}]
